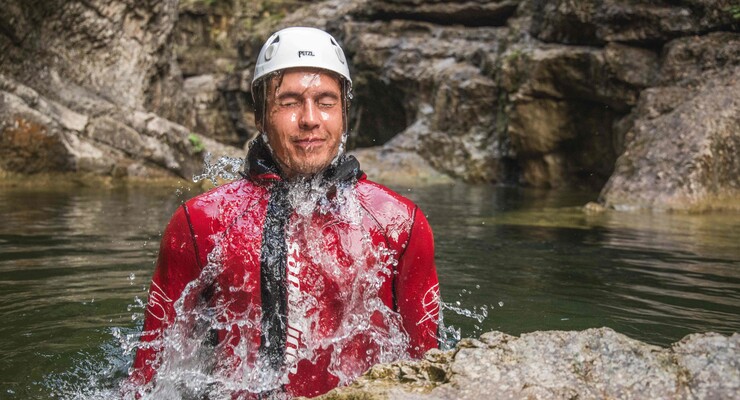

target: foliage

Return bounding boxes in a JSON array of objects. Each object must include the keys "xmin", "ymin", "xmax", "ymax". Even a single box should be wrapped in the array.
[
  {"xmin": 188, "ymin": 133, "xmax": 206, "ymax": 154},
  {"xmin": 183, "ymin": 0, "xmax": 225, "ymax": 8},
  {"xmin": 727, "ymin": 5, "xmax": 740, "ymax": 20}
]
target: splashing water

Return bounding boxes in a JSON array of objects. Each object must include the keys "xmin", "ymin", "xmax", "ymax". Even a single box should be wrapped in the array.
[
  {"xmin": 434, "ymin": 285, "xmax": 497, "ymax": 349},
  {"xmin": 281, "ymin": 177, "xmax": 411, "ymax": 385},
  {"xmin": 115, "ymin": 176, "xmax": 417, "ymax": 398},
  {"xmin": 192, "ymin": 153, "xmax": 245, "ymax": 186},
  {"xmin": 50, "ymin": 158, "xmax": 495, "ymax": 399}
]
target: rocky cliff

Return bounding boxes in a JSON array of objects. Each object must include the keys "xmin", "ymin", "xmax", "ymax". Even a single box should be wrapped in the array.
[
  {"xmin": 1, "ymin": 0, "xmax": 738, "ymax": 210},
  {"xmin": 0, "ymin": 0, "xmax": 240, "ymax": 181},
  {"xmin": 310, "ymin": 327, "xmax": 739, "ymax": 400}
]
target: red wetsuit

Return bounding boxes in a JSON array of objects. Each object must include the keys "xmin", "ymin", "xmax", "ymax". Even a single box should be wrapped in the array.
[{"xmin": 130, "ymin": 140, "xmax": 440, "ymax": 398}]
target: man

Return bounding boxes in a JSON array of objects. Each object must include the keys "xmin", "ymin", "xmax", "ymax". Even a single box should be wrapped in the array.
[{"xmin": 128, "ymin": 27, "xmax": 440, "ymax": 399}]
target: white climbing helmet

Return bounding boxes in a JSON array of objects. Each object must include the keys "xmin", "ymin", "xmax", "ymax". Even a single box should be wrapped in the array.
[{"xmin": 252, "ymin": 27, "xmax": 352, "ymax": 90}]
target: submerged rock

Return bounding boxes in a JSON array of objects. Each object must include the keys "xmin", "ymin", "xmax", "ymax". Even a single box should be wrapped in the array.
[{"xmin": 313, "ymin": 328, "xmax": 740, "ymax": 400}]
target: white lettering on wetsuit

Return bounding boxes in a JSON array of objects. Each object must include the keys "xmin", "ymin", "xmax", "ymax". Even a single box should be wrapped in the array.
[
  {"xmin": 147, "ymin": 280, "xmax": 174, "ymax": 322},
  {"xmin": 417, "ymin": 283, "xmax": 440, "ymax": 337},
  {"xmin": 285, "ymin": 241, "xmax": 304, "ymax": 373}
]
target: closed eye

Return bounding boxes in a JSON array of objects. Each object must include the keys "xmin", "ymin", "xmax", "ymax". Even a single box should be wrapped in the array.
[
  {"xmin": 278, "ymin": 98, "xmax": 300, "ymax": 107},
  {"xmin": 317, "ymin": 94, "xmax": 339, "ymax": 108}
]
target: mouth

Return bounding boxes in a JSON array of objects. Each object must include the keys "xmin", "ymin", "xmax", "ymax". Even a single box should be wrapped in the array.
[{"xmin": 292, "ymin": 136, "xmax": 326, "ymax": 149}]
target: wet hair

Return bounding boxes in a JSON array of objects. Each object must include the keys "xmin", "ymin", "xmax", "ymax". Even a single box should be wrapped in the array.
[{"xmin": 253, "ymin": 71, "xmax": 282, "ymax": 131}]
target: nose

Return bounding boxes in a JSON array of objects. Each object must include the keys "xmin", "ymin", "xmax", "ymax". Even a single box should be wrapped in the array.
[{"xmin": 299, "ymin": 100, "xmax": 319, "ymax": 130}]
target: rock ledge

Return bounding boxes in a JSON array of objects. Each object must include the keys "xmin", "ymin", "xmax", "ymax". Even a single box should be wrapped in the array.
[{"xmin": 313, "ymin": 327, "xmax": 739, "ymax": 400}]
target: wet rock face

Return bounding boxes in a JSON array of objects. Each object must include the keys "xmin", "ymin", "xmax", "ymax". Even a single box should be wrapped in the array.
[
  {"xmin": 529, "ymin": 0, "xmax": 737, "ymax": 45},
  {"xmin": 313, "ymin": 328, "xmax": 740, "ymax": 400},
  {"xmin": 342, "ymin": 20, "xmax": 507, "ymax": 183},
  {"xmin": 0, "ymin": 0, "xmax": 180, "ymax": 113},
  {"xmin": 0, "ymin": 0, "xmax": 243, "ymax": 180},
  {"xmin": 500, "ymin": 43, "xmax": 647, "ymax": 187},
  {"xmin": 599, "ymin": 33, "xmax": 740, "ymax": 211},
  {"xmin": 270, "ymin": 0, "xmax": 658, "ymax": 187},
  {"xmin": 271, "ymin": 0, "xmax": 738, "ymax": 207},
  {"xmin": 0, "ymin": 72, "xmax": 240, "ymax": 179},
  {"xmin": 358, "ymin": 0, "xmax": 520, "ymax": 27}
]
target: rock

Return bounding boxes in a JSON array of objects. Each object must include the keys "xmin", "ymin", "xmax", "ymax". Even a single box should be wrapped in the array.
[
  {"xmin": 263, "ymin": 1, "xmax": 679, "ymax": 189},
  {"xmin": 313, "ymin": 328, "xmax": 740, "ymax": 400},
  {"xmin": 599, "ymin": 34, "xmax": 740, "ymax": 212},
  {"xmin": 529, "ymin": 0, "xmax": 736, "ymax": 45},
  {"xmin": 339, "ymin": 19, "xmax": 510, "ymax": 183},
  {"xmin": 2, "ymin": 0, "xmax": 738, "ymax": 210},
  {"xmin": 0, "ymin": 0, "xmax": 181, "ymax": 113},
  {"xmin": 0, "ymin": 95, "xmax": 77, "ymax": 174},
  {"xmin": 0, "ymin": 0, "xmax": 232, "ymax": 180},
  {"xmin": 173, "ymin": 0, "xmax": 266, "ymax": 144},
  {"xmin": 501, "ymin": 44, "xmax": 644, "ymax": 110},
  {"xmin": 499, "ymin": 39, "xmax": 661, "ymax": 187},
  {"xmin": 358, "ymin": 0, "xmax": 520, "ymax": 27},
  {"xmin": 658, "ymin": 31, "xmax": 740, "ymax": 86},
  {"xmin": 129, "ymin": 110, "xmax": 244, "ymax": 179},
  {"xmin": 0, "ymin": 73, "xmax": 242, "ymax": 180},
  {"xmin": 351, "ymin": 147, "xmax": 454, "ymax": 186},
  {"xmin": 182, "ymin": 74, "xmax": 245, "ymax": 146}
]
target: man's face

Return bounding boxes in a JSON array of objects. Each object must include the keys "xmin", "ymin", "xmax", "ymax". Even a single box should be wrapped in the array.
[{"xmin": 264, "ymin": 68, "xmax": 344, "ymax": 178}]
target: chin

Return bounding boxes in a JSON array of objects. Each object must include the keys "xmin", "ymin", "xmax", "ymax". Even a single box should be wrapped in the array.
[{"xmin": 284, "ymin": 160, "xmax": 329, "ymax": 177}]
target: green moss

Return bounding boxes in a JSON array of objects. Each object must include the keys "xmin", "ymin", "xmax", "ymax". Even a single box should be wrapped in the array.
[
  {"xmin": 725, "ymin": 5, "xmax": 740, "ymax": 20},
  {"xmin": 504, "ymin": 48, "xmax": 523, "ymax": 63},
  {"xmin": 184, "ymin": 0, "xmax": 224, "ymax": 8},
  {"xmin": 188, "ymin": 133, "xmax": 205, "ymax": 154}
]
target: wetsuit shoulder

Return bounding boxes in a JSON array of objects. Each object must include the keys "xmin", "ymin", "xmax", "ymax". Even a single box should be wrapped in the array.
[
  {"xmin": 355, "ymin": 179, "xmax": 418, "ymax": 247},
  {"xmin": 183, "ymin": 179, "xmax": 267, "ymax": 229},
  {"xmin": 356, "ymin": 179, "xmax": 418, "ymax": 215}
]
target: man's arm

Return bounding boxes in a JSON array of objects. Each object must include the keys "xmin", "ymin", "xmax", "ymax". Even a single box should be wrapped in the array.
[
  {"xmin": 129, "ymin": 205, "xmax": 202, "ymax": 386},
  {"xmin": 395, "ymin": 208, "xmax": 440, "ymax": 358}
]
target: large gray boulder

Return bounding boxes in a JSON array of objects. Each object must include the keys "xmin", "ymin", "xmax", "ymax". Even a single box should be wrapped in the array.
[
  {"xmin": 0, "ymin": 73, "xmax": 240, "ymax": 179},
  {"xmin": 599, "ymin": 33, "xmax": 740, "ymax": 211},
  {"xmin": 313, "ymin": 328, "xmax": 740, "ymax": 399}
]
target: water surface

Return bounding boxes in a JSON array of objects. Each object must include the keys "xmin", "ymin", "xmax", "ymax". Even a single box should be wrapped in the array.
[{"xmin": 0, "ymin": 182, "xmax": 738, "ymax": 398}]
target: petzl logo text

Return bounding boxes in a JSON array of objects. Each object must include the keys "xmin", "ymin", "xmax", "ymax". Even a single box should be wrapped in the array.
[{"xmin": 298, "ymin": 50, "xmax": 315, "ymax": 58}]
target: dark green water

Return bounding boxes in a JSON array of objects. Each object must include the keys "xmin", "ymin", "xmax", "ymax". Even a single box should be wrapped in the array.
[{"xmin": 1, "ymin": 183, "xmax": 738, "ymax": 398}]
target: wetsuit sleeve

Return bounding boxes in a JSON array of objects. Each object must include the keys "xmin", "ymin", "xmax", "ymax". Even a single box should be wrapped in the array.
[
  {"xmin": 129, "ymin": 205, "xmax": 201, "ymax": 387},
  {"xmin": 395, "ymin": 208, "xmax": 440, "ymax": 358}
]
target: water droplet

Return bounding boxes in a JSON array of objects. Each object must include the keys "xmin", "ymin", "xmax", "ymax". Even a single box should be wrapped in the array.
[{"xmin": 192, "ymin": 153, "xmax": 245, "ymax": 186}]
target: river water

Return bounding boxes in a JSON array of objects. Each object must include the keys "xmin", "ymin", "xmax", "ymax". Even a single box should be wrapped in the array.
[{"xmin": 1, "ymin": 182, "xmax": 738, "ymax": 398}]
